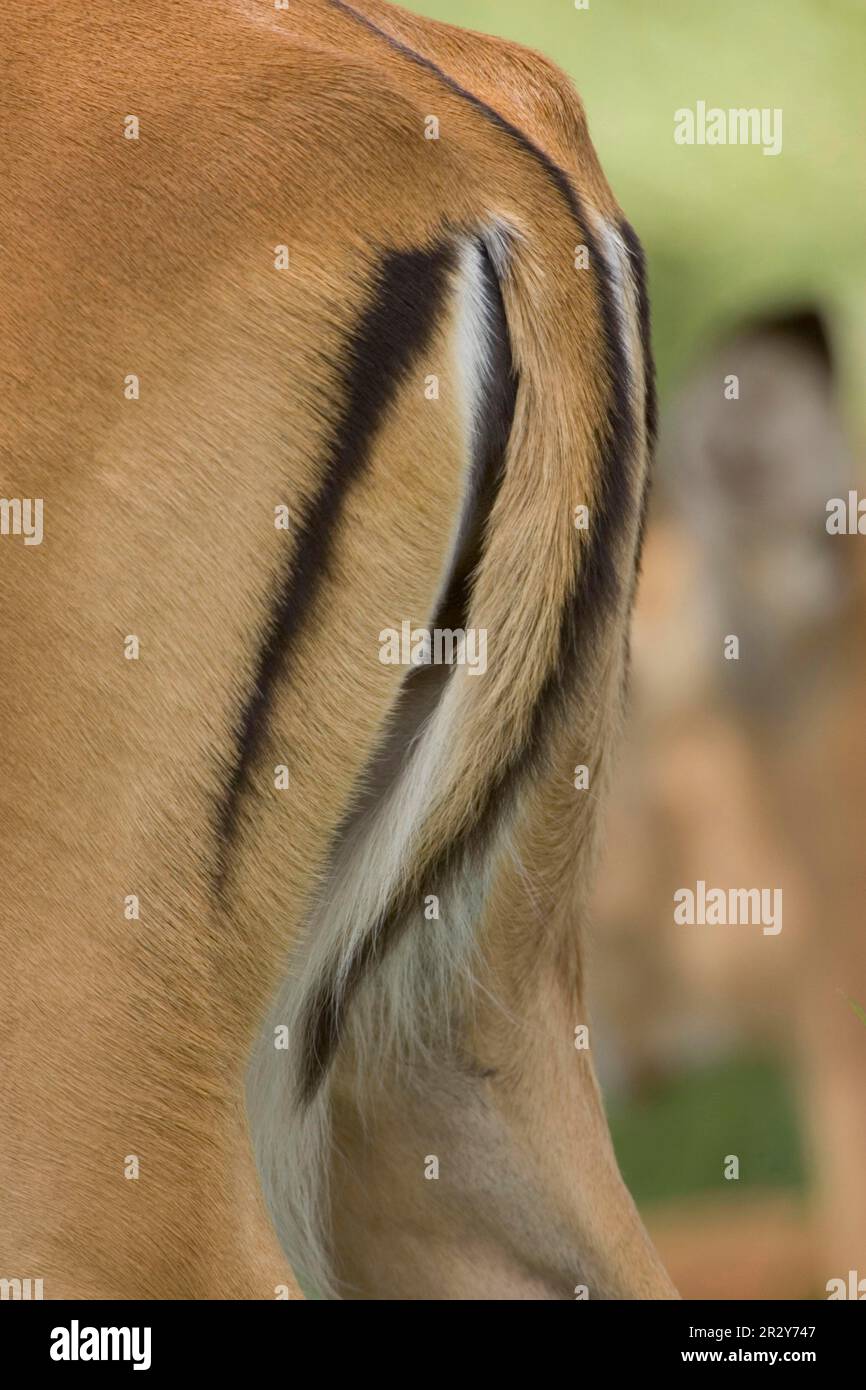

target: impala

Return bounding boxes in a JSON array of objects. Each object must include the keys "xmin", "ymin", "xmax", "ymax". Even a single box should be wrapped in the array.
[{"xmin": 0, "ymin": 0, "xmax": 676, "ymax": 1299}]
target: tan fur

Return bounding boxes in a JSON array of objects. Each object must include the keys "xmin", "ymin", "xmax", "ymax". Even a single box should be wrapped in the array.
[{"xmin": 0, "ymin": 0, "xmax": 674, "ymax": 1298}]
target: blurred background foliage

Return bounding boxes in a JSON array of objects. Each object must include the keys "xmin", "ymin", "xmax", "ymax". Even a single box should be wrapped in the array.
[
  {"xmin": 409, "ymin": 0, "xmax": 866, "ymax": 1298},
  {"xmin": 407, "ymin": 0, "xmax": 866, "ymax": 439}
]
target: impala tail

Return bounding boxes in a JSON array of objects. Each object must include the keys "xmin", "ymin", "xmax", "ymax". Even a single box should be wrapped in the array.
[{"xmin": 247, "ymin": 1, "xmax": 670, "ymax": 1300}]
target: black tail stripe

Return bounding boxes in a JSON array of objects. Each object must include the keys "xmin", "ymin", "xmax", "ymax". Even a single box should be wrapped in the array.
[
  {"xmin": 301, "ymin": 5, "xmax": 652, "ymax": 1094},
  {"xmin": 296, "ymin": 5, "xmax": 656, "ymax": 1100},
  {"xmin": 216, "ymin": 243, "xmax": 455, "ymax": 876},
  {"xmin": 618, "ymin": 217, "xmax": 657, "ymax": 450},
  {"xmin": 330, "ymin": 0, "xmax": 638, "ymax": 616},
  {"xmin": 617, "ymin": 216, "xmax": 657, "ymax": 575},
  {"xmin": 431, "ymin": 237, "xmax": 518, "ymax": 636},
  {"xmin": 298, "ymin": 238, "xmax": 518, "ymax": 1103}
]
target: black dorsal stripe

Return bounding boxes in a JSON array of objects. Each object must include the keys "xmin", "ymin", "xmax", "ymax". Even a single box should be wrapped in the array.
[{"xmin": 216, "ymin": 243, "xmax": 455, "ymax": 876}]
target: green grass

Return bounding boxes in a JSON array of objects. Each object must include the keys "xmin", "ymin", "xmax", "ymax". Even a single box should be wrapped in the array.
[{"xmin": 607, "ymin": 1050, "xmax": 809, "ymax": 1206}]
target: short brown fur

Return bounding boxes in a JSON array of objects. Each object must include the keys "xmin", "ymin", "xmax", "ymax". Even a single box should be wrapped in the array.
[{"xmin": 0, "ymin": 0, "xmax": 674, "ymax": 1298}]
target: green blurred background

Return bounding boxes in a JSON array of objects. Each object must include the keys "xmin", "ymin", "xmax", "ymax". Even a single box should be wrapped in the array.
[
  {"xmin": 406, "ymin": 0, "xmax": 866, "ymax": 1299},
  {"xmin": 406, "ymin": 0, "xmax": 866, "ymax": 437}
]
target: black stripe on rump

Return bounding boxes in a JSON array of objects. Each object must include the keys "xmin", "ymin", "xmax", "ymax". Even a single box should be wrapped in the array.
[
  {"xmin": 300, "ymin": 3, "xmax": 650, "ymax": 1098},
  {"xmin": 216, "ymin": 242, "xmax": 455, "ymax": 877}
]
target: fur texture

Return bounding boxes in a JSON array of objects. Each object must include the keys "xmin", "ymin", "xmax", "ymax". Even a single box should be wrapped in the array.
[{"xmin": 0, "ymin": 0, "xmax": 674, "ymax": 1299}]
